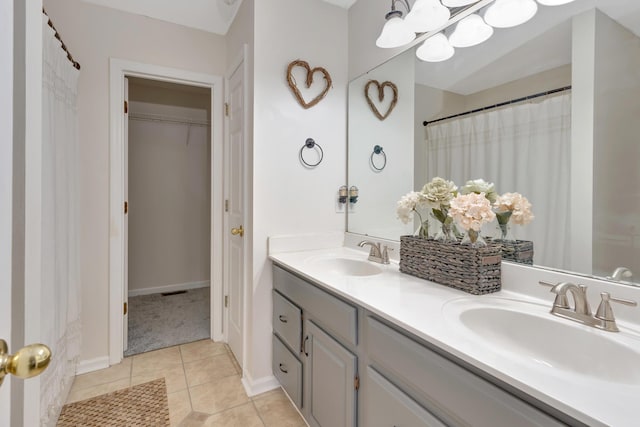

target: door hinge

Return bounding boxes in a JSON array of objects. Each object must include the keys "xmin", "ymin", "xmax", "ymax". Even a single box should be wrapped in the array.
[
  {"xmin": 224, "ymin": 295, "xmax": 229, "ymax": 308},
  {"xmin": 124, "ymin": 201, "xmax": 128, "ymax": 215},
  {"xmin": 124, "ymin": 100, "xmax": 128, "ymax": 114},
  {"xmin": 354, "ymin": 375, "xmax": 359, "ymax": 391},
  {"xmin": 224, "ymin": 102, "xmax": 229, "ymax": 117},
  {"xmin": 225, "ymin": 199, "xmax": 229, "ymax": 212},
  {"xmin": 124, "ymin": 302, "xmax": 128, "ymax": 315}
]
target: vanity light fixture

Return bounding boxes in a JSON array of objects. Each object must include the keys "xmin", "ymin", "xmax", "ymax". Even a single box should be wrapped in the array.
[
  {"xmin": 404, "ymin": 0, "xmax": 451, "ymax": 33},
  {"xmin": 483, "ymin": 0, "xmax": 538, "ymax": 28},
  {"xmin": 376, "ymin": 0, "xmax": 416, "ymax": 48},
  {"xmin": 448, "ymin": 13, "xmax": 493, "ymax": 48}
]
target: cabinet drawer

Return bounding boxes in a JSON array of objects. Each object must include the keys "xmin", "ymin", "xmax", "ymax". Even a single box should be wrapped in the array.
[
  {"xmin": 365, "ymin": 316, "xmax": 564, "ymax": 427},
  {"xmin": 272, "ymin": 334, "xmax": 302, "ymax": 409},
  {"xmin": 363, "ymin": 366, "xmax": 446, "ymax": 427},
  {"xmin": 273, "ymin": 265, "xmax": 357, "ymax": 347},
  {"xmin": 273, "ymin": 290, "xmax": 302, "ymax": 353}
]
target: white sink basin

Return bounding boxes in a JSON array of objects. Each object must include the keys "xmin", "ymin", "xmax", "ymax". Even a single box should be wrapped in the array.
[
  {"xmin": 305, "ymin": 256, "xmax": 383, "ymax": 277},
  {"xmin": 443, "ymin": 297, "xmax": 640, "ymax": 384}
]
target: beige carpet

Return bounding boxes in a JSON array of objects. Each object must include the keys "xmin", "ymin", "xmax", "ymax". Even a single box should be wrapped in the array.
[{"xmin": 57, "ymin": 378, "xmax": 169, "ymax": 427}]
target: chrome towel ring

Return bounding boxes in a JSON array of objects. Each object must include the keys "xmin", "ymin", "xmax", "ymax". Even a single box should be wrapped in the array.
[
  {"xmin": 300, "ymin": 138, "xmax": 324, "ymax": 168},
  {"xmin": 371, "ymin": 145, "xmax": 386, "ymax": 171}
]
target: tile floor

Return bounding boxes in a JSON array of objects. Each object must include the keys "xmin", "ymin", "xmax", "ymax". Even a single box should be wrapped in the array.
[{"xmin": 65, "ymin": 340, "xmax": 307, "ymax": 427}]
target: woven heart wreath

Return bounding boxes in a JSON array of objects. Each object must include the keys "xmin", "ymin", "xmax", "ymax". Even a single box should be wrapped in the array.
[
  {"xmin": 286, "ymin": 60, "xmax": 332, "ymax": 109},
  {"xmin": 365, "ymin": 80, "xmax": 398, "ymax": 121}
]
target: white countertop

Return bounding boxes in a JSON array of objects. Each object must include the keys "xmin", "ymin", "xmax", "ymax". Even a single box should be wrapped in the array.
[{"xmin": 269, "ymin": 241, "xmax": 640, "ymax": 427}]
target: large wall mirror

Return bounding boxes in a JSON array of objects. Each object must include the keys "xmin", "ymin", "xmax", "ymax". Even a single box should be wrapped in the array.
[{"xmin": 347, "ymin": 0, "xmax": 640, "ymax": 285}]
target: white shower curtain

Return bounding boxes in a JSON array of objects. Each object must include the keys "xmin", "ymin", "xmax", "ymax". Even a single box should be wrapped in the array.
[
  {"xmin": 39, "ymin": 14, "xmax": 81, "ymax": 426},
  {"xmin": 425, "ymin": 93, "xmax": 571, "ymax": 269}
]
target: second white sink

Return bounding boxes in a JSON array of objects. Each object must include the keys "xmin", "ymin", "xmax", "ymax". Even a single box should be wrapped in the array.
[{"xmin": 443, "ymin": 297, "xmax": 640, "ymax": 384}]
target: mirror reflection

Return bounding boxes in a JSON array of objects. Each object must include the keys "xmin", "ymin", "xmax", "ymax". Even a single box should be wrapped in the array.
[{"xmin": 347, "ymin": 0, "xmax": 640, "ymax": 284}]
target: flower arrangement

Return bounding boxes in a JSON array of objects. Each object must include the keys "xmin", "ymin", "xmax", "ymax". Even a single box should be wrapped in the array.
[
  {"xmin": 396, "ymin": 177, "xmax": 534, "ymax": 246},
  {"xmin": 493, "ymin": 192, "xmax": 534, "ymax": 240},
  {"xmin": 449, "ymin": 192, "xmax": 496, "ymax": 247}
]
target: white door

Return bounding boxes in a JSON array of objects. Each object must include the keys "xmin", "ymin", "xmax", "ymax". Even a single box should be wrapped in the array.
[
  {"xmin": 0, "ymin": 0, "xmax": 14, "ymax": 422},
  {"xmin": 225, "ymin": 57, "xmax": 245, "ymax": 364},
  {"xmin": 123, "ymin": 77, "xmax": 129, "ymax": 351}
]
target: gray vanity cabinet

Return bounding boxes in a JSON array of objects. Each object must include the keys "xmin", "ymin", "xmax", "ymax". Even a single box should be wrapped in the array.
[{"xmin": 272, "ymin": 263, "xmax": 572, "ymax": 427}]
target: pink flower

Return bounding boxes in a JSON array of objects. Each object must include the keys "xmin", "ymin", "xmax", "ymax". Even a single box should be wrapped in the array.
[
  {"xmin": 449, "ymin": 192, "xmax": 496, "ymax": 231},
  {"xmin": 494, "ymin": 192, "xmax": 534, "ymax": 225}
]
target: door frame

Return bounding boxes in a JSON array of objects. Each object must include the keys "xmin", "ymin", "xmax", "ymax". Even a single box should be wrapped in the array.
[
  {"xmin": 223, "ymin": 45, "xmax": 249, "ymax": 370},
  {"xmin": 108, "ymin": 59, "xmax": 223, "ymax": 365}
]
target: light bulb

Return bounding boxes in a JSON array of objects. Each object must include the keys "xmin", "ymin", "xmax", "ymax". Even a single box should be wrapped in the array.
[
  {"xmin": 448, "ymin": 14, "xmax": 493, "ymax": 48},
  {"xmin": 376, "ymin": 16, "xmax": 416, "ymax": 48},
  {"xmin": 484, "ymin": 0, "xmax": 538, "ymax": 28},
  {"xmin": 405, "ymin": 0, "xmax": 450, "ymax": 33},
  {"xmin": 416, "ymin": 33, "xmax": 455, "ymax": 62}
]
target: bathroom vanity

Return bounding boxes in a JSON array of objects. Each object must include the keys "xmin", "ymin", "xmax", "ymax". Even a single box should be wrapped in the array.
[{"xmin": 268, "ymin": 236, "xmax": 640, "ymax": 427}]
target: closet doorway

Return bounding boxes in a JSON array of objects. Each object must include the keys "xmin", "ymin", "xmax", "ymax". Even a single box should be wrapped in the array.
[{"xmin": 124, "ymin": 77, "xmax": 212, "ymax": 356}]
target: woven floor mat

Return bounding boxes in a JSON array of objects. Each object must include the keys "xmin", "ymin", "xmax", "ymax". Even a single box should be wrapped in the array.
[{"xmin": 57, "ymin": 378, "xmax": 169, "ymax": 427}]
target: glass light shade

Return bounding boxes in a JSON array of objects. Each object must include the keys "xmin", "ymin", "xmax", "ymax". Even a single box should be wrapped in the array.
[
  {"xmin": 416, "ymin": 33, "xmax": 455, "ymax": 62},
  {"xmin": 536, "ymin": 0, "xmax": 576, "ymax": 5},
  {"xmin": 376, "ymin": 16, "xmax": 416, "ymax": 48},
  {"xmin": 442, "ymin": 0, "xmax": 476, "ymax": 6},
  {"xmin": 405, "ymin": 0, "xmax": 451, "ymax": 33},
  {"xmin": 484, "ymin": 0, "xmax": 538, "ymax": 28},
  {"xmin": 448, "ymin": 14, "xmax": 493, "ymax": 48}
]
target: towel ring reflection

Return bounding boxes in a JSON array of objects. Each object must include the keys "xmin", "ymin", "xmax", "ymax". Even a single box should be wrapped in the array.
[
  {"xmin": 300, "ymin": 138, "xmax": 323, "ymax": 168},
  {"xmin": 371, "ymin": 145, "xmax": 386, "ymax": 171}
]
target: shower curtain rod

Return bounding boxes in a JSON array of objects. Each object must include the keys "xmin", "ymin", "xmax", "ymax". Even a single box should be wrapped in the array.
[
  {"xmin": 43, "ymin": 8, "xmax": 81, "ymax": 70},
  {"xmin": 422, "ymin": 85, "xmax": 571, "ymax": 127}
]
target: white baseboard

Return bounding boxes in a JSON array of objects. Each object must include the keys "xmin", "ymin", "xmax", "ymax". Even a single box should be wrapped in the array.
[
  {"xmin": 241, "ymin": 373, "xmax": 280, "ymax": 397},
  {"xmin": 128, "ymin": 280, "xmax": 210, "ymax": 297},
  {"xmin": 76, "ymin": 356, "xmax": 110, "ymax": 375}
]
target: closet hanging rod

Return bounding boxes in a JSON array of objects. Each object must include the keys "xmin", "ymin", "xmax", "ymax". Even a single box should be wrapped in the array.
[
  {"xmin": 422, "ymin": 85, "xmax": 571, "ymax": 127},
  {"xmin": 42, "ymin": 8, "xmax": 81, "ymax": 70},
  {"xmin": 128, "ymin": 113, "xmax": 210, "ymax": 127}
]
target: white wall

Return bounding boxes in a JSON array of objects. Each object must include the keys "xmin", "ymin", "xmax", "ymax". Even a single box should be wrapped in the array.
[
  {"xmin": 592, "ymin": 10, "xmax": 640, "ymax": 279},
  {"xmin": 250, "ymin": 0, "xmax": 348, "ymax": 386},
  {"xmin": 128, "ymin": 82, "xmax": 211, "ymax": 293},
  {"xmin": 348, "ymin": 49, "xmax": 415, "ymax": 239},
  {"xmin": 44, "ymin": 0, "xmax": 226, "ymax": 362}
]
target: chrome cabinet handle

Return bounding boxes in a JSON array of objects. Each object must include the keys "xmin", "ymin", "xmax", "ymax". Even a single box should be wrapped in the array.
[
  {"xmin": 303, "ymin": 336, "xmax": 309, "ymax": 356},
  {"xmin": 279, "ymin": 363, "xmax": 288, "ymax": 374},
  {"xmin": 278, "ymin": 315, "xmax": 288, "ymax": 323}
]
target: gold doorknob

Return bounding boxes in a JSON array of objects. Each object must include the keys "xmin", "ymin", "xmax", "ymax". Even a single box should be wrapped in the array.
[
  {"xmin": 231, "ymin": 226, "xmax": 244, "ymax": 237},
  {"xmin": 0, "ymin": 339, "xmax": 51, "ymax": 387}
]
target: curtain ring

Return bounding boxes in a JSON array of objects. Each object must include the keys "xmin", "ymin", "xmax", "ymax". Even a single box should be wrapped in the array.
[
  {"xmin": 300, "ymin": 138, "xmax": 323, "ymax": 168},
  {"xmin": 371, "ymin": 145, "xmax": 386, "ymax": 171}
]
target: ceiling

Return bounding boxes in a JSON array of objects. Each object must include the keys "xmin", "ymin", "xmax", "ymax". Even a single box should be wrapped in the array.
[{"xmin": 81, "ymin": 0, "xmax": 357, "ymax": 35}]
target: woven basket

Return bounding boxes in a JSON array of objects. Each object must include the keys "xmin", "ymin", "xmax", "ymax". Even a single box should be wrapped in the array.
[
  {"xmin": 399, "ymin": 236, "xmax": 502, "ymax": 295},
  {"xmin": 499, "ymin": 239, "xmax": 534, "ymax": 264}
]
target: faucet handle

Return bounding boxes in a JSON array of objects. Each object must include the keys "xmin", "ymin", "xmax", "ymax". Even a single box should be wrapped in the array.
[
  {"xmin": 538, "ymin": 281, "xmax": 570, "ymax": 309},
  {"xmin": 595, "ymin": 292, "xmax": 637, "ymax": 332},
  {"xmin": 381, "ymin": 246, "xmax": 393, "ymax": 264}
]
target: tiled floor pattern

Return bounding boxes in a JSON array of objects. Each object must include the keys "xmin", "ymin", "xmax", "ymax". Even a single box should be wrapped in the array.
[{"xmin": 66, "ymin": 340, "xmax": 307, "ymax": 427}]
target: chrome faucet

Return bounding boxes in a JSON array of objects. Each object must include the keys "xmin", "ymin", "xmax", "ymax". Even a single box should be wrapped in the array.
[
  {"xmin": 358, "ymin": 240, "xmax": 390, "ymax": 264},
  {"xmin": 608, "ymin": 267, "xmax": 633, "ymax": 282},
  {"xmin": 539, "ymin": 281, "xmax": 637, "ymax": 332}
]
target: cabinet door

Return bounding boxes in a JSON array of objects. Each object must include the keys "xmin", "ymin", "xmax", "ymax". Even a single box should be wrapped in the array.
[
  {"xmin": 304, "ymin": 320, "xmax": 357, "ymax": 427},
  {"xmin": 362, "ymin": 366, "xmax": 446, "ymax": 427}
]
